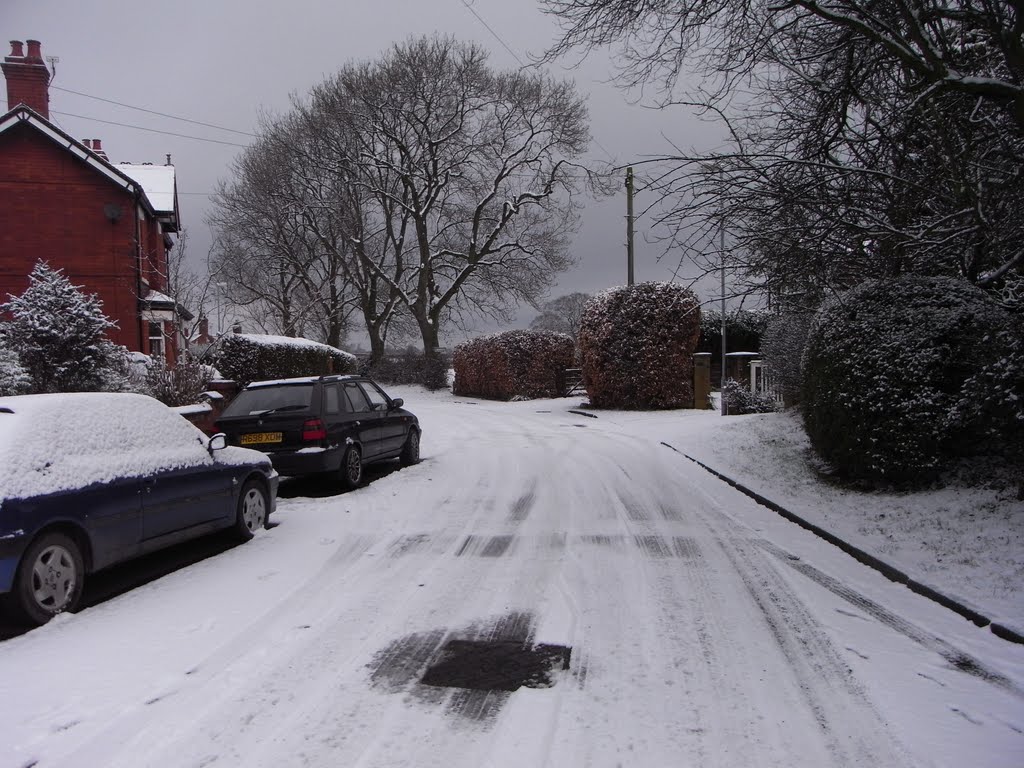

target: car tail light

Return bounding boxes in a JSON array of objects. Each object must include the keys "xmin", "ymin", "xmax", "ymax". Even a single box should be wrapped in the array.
[{"xmin": 302, "ymin": 418, "xmax": 327, "ymax": 441}]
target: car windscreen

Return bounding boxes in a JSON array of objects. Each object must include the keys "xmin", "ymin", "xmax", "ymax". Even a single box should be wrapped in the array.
[{"xmin": 222, "ymin": 384, "xmax": 314, "ymax": 416}]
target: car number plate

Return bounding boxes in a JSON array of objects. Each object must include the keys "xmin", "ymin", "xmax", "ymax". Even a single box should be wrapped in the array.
[{"xmin": 241, "ymin": 432, "xmax": 283, "ymax": 445}]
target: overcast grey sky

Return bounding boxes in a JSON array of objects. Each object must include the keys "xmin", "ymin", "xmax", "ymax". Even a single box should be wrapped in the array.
[{"xmin": 5, "ymin": 0, "xmax": 724, "ymax": 340}]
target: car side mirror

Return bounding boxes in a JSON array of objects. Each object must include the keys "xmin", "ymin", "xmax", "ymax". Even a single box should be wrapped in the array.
[
  {"xmin": 390, "ymin": 398, "xmax": 404, "ymax": 409},
  {"xmin": 208, "ymin": 433, "xmax": 228, "ymax": 454}
]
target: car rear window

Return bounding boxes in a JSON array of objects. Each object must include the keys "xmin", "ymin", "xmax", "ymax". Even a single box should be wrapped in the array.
[{"xmin": 222, "ymin": 384, "xmax": 314, "ymax": 416}]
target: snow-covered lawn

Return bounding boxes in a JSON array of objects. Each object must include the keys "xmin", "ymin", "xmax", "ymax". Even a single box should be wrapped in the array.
[{"xmin": 0, "ymin": 385, "xmax": 1021, "ymax": 768}]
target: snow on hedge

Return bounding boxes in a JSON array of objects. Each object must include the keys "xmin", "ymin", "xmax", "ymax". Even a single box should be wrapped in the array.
[
  {"xmin": 802, "ymin": 276, "xmax": 1017, "ymax": 484},
  {"xmin": 211, "ymin": 334, "xmax": 357, "ymax": 386},
  {"xmin": 453, "ymin": 329, "xmax": 575, "ymax": 400},
  {"xmin": 579, "ymin": 282, "xmax": 701, "ymax": 409}
]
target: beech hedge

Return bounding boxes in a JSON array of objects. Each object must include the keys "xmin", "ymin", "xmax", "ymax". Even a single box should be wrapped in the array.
[
  {"xmin": 578, "ymin": 282, "xmax": 701, "ymax": 409},
  {"xmin": 211, "ymin": 334, "xmax": 357, "ymax": 386},
  {"xmin": 453, "ymin": 330, "xmax": 575, "ymax": 400}
]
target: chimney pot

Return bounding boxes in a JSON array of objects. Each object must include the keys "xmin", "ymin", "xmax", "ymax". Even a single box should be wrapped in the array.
[
  {"xmin": 93, "ymin": 139, "xmax": 102, "ymax": 151},
  {"xmin": 3, "ymin": 38, "xmax": 50, "ymax": 118},
  {"xmin": 83, "ymin": 139, "xmax": 92, "ymax": 149}
]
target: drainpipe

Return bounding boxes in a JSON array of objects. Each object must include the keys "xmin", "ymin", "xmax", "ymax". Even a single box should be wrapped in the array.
[{"xmin": 133, "ymin": 187, "xmax": 146, "ymax": 357}]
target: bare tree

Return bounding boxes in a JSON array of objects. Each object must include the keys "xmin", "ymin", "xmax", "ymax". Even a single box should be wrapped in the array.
[
  {"xmin": 529, "ymin": 292, "xmax": 591, "ymax": 340},
  {"xmin": 329, "ymin": 36, "xmax": 592, "ymax": 358},
  {"xmin": 163, "ymin": 229, "xmax": 215, "ymax": 348},
  {"xmin": 541, "ymin": 0, "xmax": 1024, "ymax": 298},
  {"xmin": 208, "ymin": 119, "xmax": 356, "ymax": 347}
]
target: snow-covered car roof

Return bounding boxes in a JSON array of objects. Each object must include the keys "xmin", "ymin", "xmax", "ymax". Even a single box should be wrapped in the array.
[{"xmin": 0, "ymin": 392, "xmax": 268, "ymax": 502}]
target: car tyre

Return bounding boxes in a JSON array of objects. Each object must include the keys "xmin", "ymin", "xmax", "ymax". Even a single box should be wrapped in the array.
[
  {"xmin": 340, "ymin": 445, "xmax": 363, "ymax": 490},
  {"xmin": 12, "ymin": 532, "xmax": 85, "ymax": 625},
  {"xmin": 235, "ymin": 479, "xmax": 269, "ymax": 541},
  {"xmin": 399, "ymin": 428, "xmax": 421, "ymax": 466}
]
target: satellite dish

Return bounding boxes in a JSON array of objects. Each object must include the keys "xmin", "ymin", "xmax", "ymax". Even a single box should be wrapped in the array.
[{"xmin": 104, "ymin": 203, "xmax": 123, "ymax": 222}]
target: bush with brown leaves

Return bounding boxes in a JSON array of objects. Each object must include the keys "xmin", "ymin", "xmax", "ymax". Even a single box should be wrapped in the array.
[
  {"xmin": 453, "ymin": 330, "xmax": 575, "ymax": 400},
  {"xmin": 579, "ymin": 282, "xmax": 701, "ymax": 409}
]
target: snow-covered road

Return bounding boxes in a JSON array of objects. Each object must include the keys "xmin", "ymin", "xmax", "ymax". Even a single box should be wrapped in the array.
[{"xmin": 2, "ymin": 389, "xmax": 1023, "ymax": 767}]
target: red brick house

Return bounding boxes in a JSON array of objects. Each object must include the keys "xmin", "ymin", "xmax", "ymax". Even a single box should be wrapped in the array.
[{"xmin": 0, "ymin": 39, "xmax": 189, "ymax": 366}]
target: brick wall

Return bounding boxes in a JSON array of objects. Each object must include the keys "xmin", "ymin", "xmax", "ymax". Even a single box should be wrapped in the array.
[{"xmin": 0, "ymin": 122, "xmax": 146, "ymax": 351}]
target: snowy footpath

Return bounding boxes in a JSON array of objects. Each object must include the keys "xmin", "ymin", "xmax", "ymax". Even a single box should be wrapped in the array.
[{"xmin": 1, "ymin": 388, "xmax": 1022, "ymax": 767}]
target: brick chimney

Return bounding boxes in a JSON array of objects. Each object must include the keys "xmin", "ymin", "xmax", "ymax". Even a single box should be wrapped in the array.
[{"xmin": 2, "ymin": 39, "xmax": 51, "ymax": 119}]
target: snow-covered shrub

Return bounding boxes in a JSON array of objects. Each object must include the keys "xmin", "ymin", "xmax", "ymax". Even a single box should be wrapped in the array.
[
  {"xmin": 802, "ymin": 276, "xmax": 1016, "ymax": 484},
  {"xmin": 950, "ymin": 320, "xmax": 1024, "ymax": 468},
  {"xmin": 144, "ymin": 353, "xmax": 213, "ymax": 407},
  {"xmin": 211, "ymin": 333, "xmax": 357, "ymax": 386},
  {"xmin": 722, "ymin": 378, "xmax": 780, "ymax": 415},
  {"xmin": 760, "ymin": 312, "xmax": 813, "ymax": 407},
  {"xmin": 0, "ymin": 340, "xmax": 30, "ymax": 396},
  {"xmin": 0, "ymin": 261, "xmax": 127, "ymax": 394},
  {"xmin": 453, "ymin": 330, "xmax": 575, "ymax": 400},
  {"xmin": 578, "ymin": 282, "xmax": 701, "ymax": 409}
]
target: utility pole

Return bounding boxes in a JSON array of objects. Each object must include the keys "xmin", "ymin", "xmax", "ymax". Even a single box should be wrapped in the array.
[
  {"xmin": 720, "ymin": 219, "xmax": 727, "ymax": 416},
  {"xmin": 625, "ymin": 166, "xmax": 635, "ymax": 286}
]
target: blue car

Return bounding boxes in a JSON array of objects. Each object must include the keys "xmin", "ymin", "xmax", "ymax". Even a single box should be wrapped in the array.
[{"xmin": 0, "ymin": 392, "xmax": 279, "ymax": 625}]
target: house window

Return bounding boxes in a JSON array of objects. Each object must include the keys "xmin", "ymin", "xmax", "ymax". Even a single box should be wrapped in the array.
[{"xmin": 149, "ymin": 322, "xmax": 165, "ymax": 361}]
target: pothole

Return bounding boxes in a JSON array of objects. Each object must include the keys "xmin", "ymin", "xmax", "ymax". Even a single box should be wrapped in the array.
[{"xmin": 421, "ymin": 639, "xmax": 571, "ymax": 692}]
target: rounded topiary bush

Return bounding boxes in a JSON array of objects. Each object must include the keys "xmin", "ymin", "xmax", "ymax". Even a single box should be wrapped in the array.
[
  {"xmin": 578, "ymin": 282, "xmax": 701, "ymax": 409},
  {"xmin": 453, "ymin": 330, "xmax": 574, "ymax": 400},
  {"xmin": 452, "ymin": 330, "xmax": 575, "ymax": 400},
  {"xmin": 211, "ymin": 334, "xmax": 357, "ymax": 386},
  {"xmin": 801, "ymin": 276, "xmax": 1016, "ymax": 484}
]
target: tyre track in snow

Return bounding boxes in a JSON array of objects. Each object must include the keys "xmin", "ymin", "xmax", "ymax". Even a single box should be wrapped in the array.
[
  {"xmin": 596, "ymin": 452, "xmax": 909, "ymax": 768},
  {"xmin": 75, "ymin": 405, "xmax": 581, "ymax": 768},
  {"xmin": 53, "ymin": 403, "xmax": 521, "ymax": 768},
  {"xmin": 25, "ymin": 399, "xmax": 1018, "ymax": 768}
]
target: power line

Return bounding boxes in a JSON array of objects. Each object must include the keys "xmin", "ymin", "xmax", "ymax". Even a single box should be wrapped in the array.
[
  {"xmin": 50, "ymin": 109, "xmax": 250, "ymax": 148},
  {"xmin": 459, "ymin": 0, "xmax": 525, "ymax": 66},
  {"xmin": 456, "ymin": 0, "xmax": 615, "ymax": 163},
  {"xmin": 50, "ymin": 85, "xmax": 257, "ymax": 137},
  {"xmin": 2, "ymin": 97, "xmax": 250, "ymax": 147}
]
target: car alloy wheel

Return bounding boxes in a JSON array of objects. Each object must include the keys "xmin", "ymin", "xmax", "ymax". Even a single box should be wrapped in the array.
[
  {"xmin": 15, "ymin": 532, "xmax": 85, "ymax": 624},
  {"xmin": 342, "ymin": 446, "xmax": 363, "ymax": 489},
  {"xmin": 236, "ymin": 480, "xmax": 268, "ymax": 541}
]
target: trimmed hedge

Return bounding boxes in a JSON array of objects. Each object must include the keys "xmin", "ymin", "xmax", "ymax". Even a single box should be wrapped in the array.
[
  {"xmin": 211, "ymin": 333, "xmax": 357, "ymax": 386},
  {"xmin": 802, "ymin": 276, "xmax": 1016, "ymax": 484},
  {"xmin": 453, "ymin": 330, "xmax": 575, "ymax": 400},
  {"xmin": 578, "ymin": 282, "xmax": 701, "ymax": 409}
]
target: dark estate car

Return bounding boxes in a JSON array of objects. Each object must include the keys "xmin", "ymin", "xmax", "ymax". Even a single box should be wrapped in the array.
[
  {"xmin": 0, "ymin": 392, "xmax": 279, "ymax": 625},
  {"xmin": 215, "ymin": 375, "xmax": 420, "ymax": 488}
]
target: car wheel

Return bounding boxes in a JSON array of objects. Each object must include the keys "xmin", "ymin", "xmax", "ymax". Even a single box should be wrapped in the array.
[
  {"xmin": 235, "ymin": 480, "xmax": 269, "ymax": 541},
  {"xmin": 340, "ymin": 445, "xmax": 363, "ymax": 490},
  {"xmin": 400, "ymin": 428, "xmax": 421, "ymax": 466},
  {"xmin": 13, "ymin": 532, "xmax": 85, "ymax": 625}
]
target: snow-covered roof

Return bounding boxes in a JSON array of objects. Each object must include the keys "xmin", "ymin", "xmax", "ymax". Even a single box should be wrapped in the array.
[
  {"xmin": 0, "ymin": 106, "xmax": 177, "ymax": 227},
  {"xmin": 143, "ymin": 289, "xmax": 175, "ymax": 306},
  {"xmin": 118, "ymin": 163, "xmax": 177, "ymax": 214}
]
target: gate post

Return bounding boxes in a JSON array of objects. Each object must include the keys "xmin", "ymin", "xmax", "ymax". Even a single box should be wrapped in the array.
[{"xmin": 692, "ymin": 353, "xmax": 712, "ymax": 409}]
